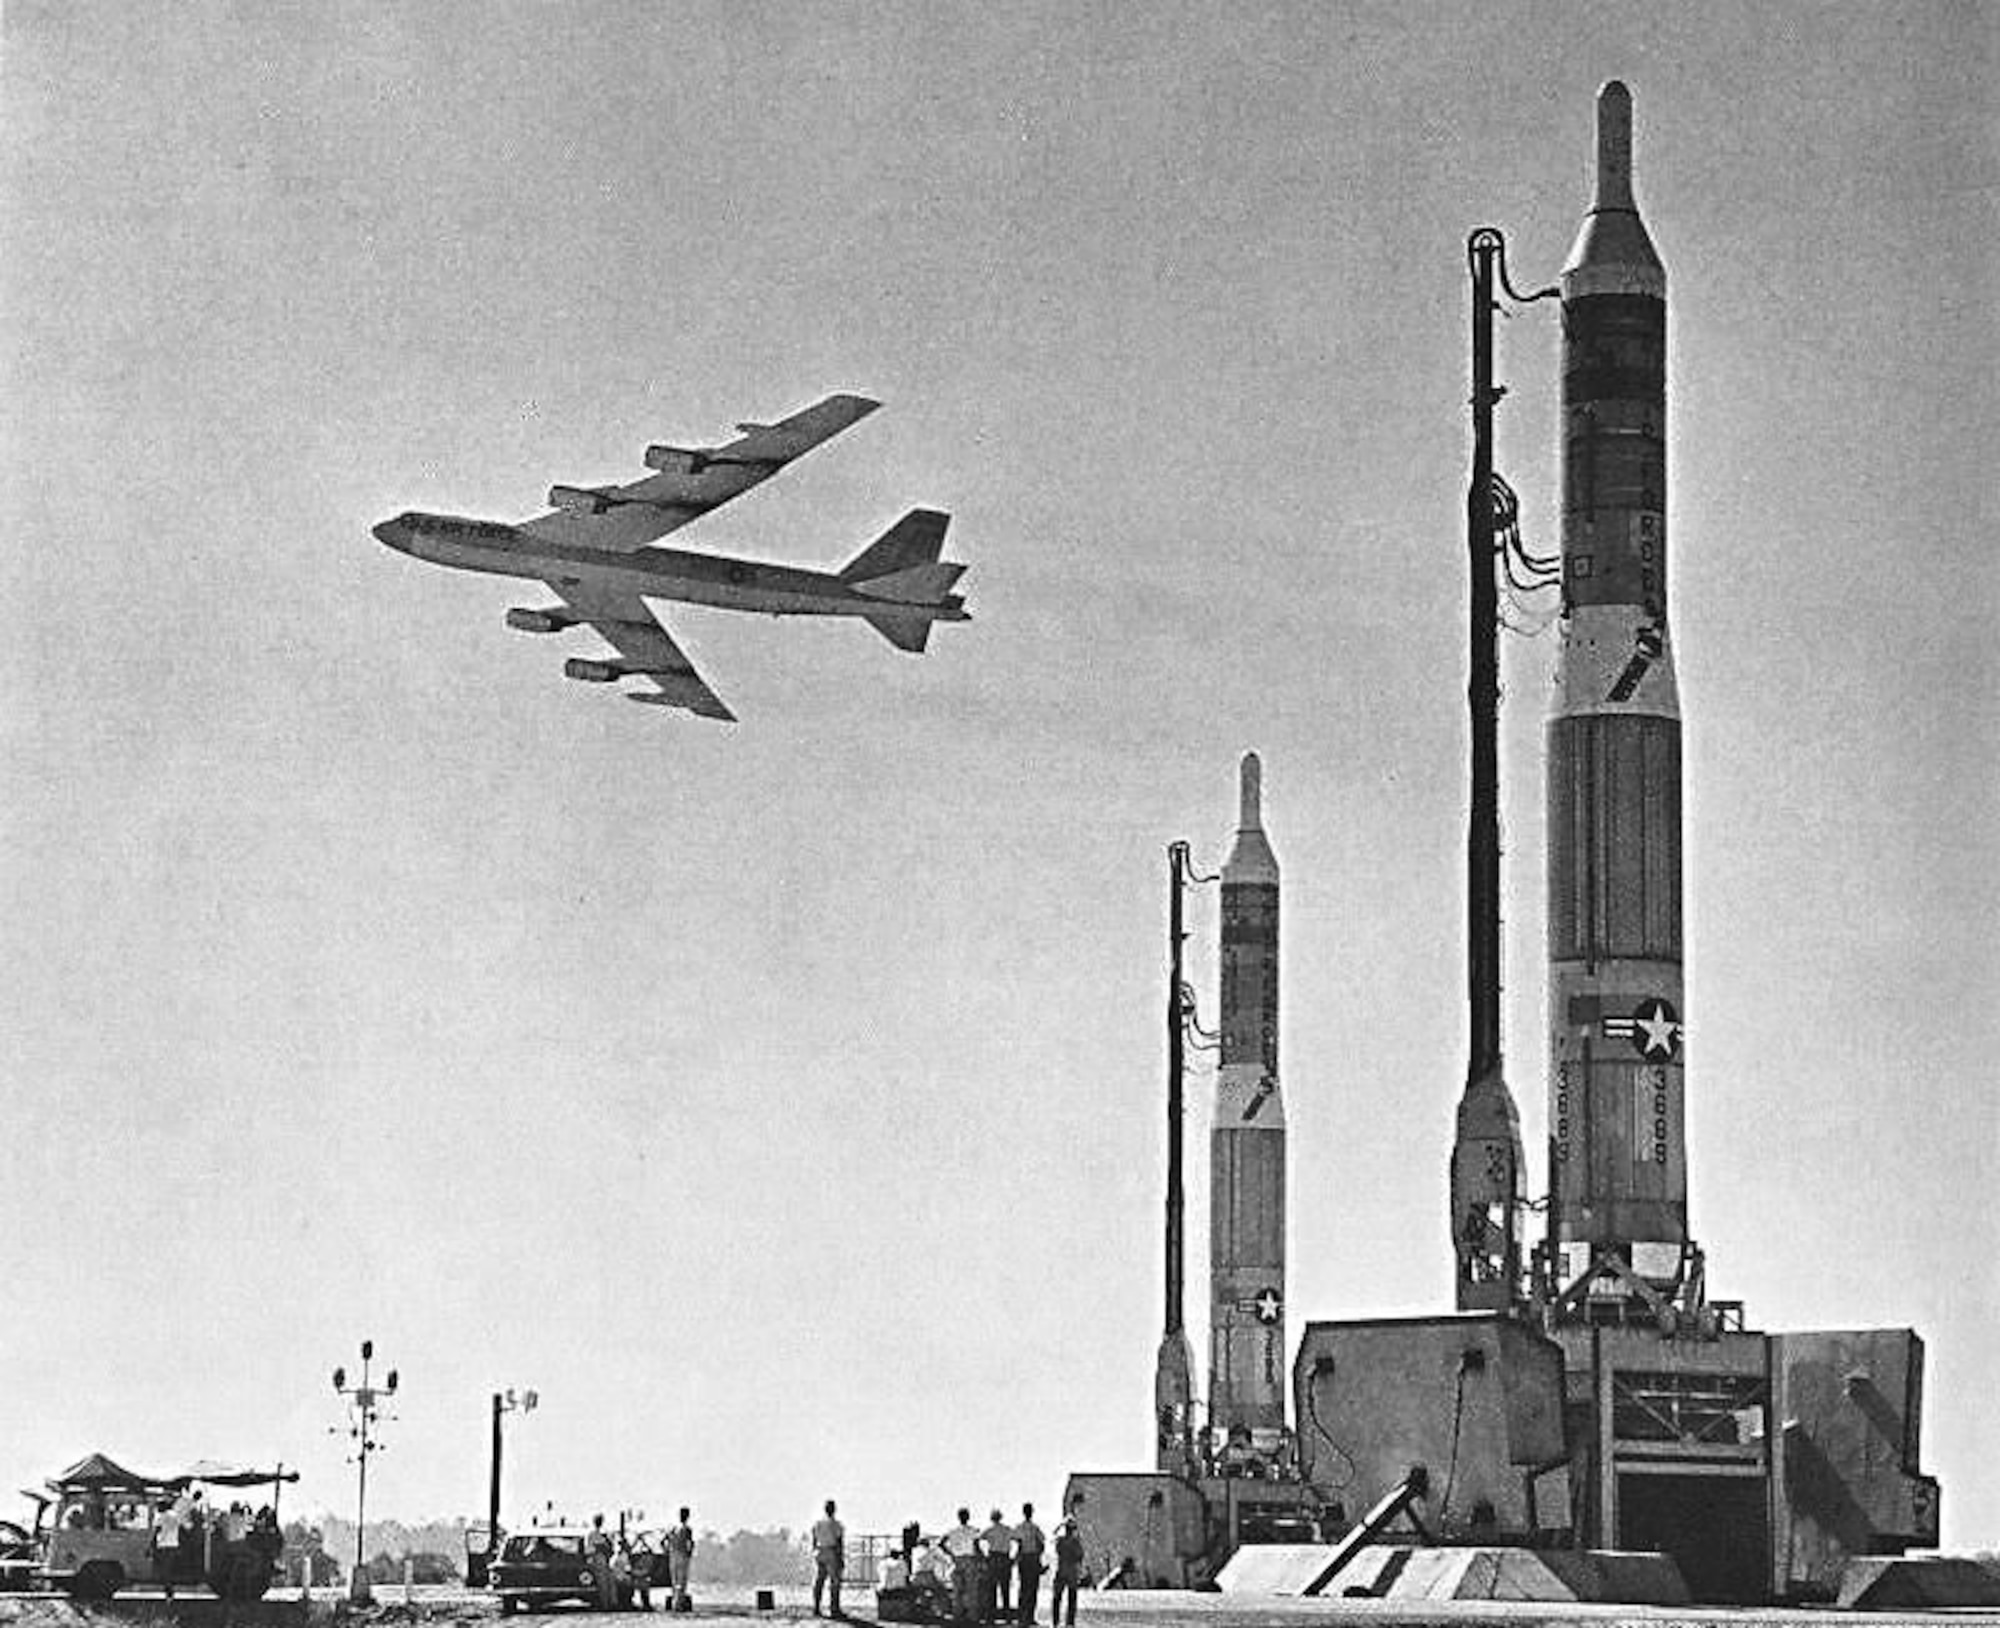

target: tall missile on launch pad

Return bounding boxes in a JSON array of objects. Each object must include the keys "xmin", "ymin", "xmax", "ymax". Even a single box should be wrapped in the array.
[
  {"xmin": 1546, "ymin": 83, "xmax": 1698, "ymax": 1303},
  {"xmin": 1209, "ymin": 753, "xmax": 1285, "ymax": 1439}
]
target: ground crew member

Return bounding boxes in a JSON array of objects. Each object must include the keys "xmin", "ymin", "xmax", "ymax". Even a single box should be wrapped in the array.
[
  {"xmin": 666, "ymin": 1508, "xmax": 695, "ymax": 1612},
  {"xmin": 912, "ymin": 1538, "xmax": 952, "ymax": 1617},
  {"xmin": 811, "ymin": 1499, "xmax": 845, "ymax": 1619},
  {"xmin": 1049, "ymin": 1520, "xmax": 1084, "ymax": 1628},
  {"xmin": 1012, "ymin": 1504, "xmax": 1045, "ymax": 1627},
  {"xmin": 980, "ymin": 1509, "xmax": 1012, "ymax": 1622},
  {"xmin": 629, "ymin": 1535, "xmax": 654, "ymax": 1611},
  {"xmin": 943, "ymin": 1508, "xmax": 981, "ymax": 1622},
  {"xmin": 589, "ymin": 1514, "xmax": 616, "ymax": 1610},
  {"xmin": 154, "ymin": 1491, "xmax": 190, "ymax": 1599}
]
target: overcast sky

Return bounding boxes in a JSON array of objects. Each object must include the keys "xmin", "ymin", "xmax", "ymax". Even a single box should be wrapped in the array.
[{"xmin": 3, "ymin": 1, "xmax": 1993, "ymax": 1551}]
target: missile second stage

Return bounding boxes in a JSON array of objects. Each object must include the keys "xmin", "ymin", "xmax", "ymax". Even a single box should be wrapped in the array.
[
  {"xmin": 1209, "ymin": 752, "xmax": 1285, "ymax": 1437},
  {"xmin": 1547, "ymin": 82, "xmax": 1694, "ymax": 1295}
]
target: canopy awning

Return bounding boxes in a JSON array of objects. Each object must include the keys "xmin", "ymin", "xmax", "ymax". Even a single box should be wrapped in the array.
[
  {"xmin": 174, "ymin": 1461, "xmax": 298, "ymax": 1489},
  {"xmin": 49, "ymin": 1454, "xmax": 298, "ymax": 1494},
  {"xmin": 50, "ymin": 1454, "xmax": 167, "ymax": 1493}
]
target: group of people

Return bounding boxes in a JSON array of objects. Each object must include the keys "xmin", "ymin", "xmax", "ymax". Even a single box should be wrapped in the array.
[
  {"xmin": 586, "ymin": 1508, "xmax": 697, "ymax": 1612},
  {"xmin": 147, "ymin": 1488, "xmax": 278, "ymax": 1596},
  {"xmin": 862, "ymin": 1503, "xmax": 1086, "ymax": 1628}
]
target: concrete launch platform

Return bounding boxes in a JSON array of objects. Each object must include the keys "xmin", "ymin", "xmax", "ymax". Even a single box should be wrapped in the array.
[
  {"xmin": 1835, "ymin": 1555, "xmax": 2000, "ymax": 1611},
  {"xmin": 1214, "ymin": 1543, "xmax": 1688, "ymax": 1605}
]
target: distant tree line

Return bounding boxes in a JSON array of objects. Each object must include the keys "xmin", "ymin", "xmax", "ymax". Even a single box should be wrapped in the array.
[
  {"xmin": 687, "ymin": 1528, "xmax": 809, "ymax": 1586},
  {"xmin": 280, "ymin": 1518, "xmax": 812, "ymax": 1588},
  {"xmin": 283, "ymin": 1516, "xmax": 475, "ymax": 1586}
]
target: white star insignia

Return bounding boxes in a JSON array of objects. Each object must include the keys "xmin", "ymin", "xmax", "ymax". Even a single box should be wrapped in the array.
[
  {"xmin": 1254, "ymin": 1288, "xmax": 1282, "ymax": 1325},
  {"xmin": 1635, "ymin": 1000, "xmax": 1680, "ymax": 1059}
]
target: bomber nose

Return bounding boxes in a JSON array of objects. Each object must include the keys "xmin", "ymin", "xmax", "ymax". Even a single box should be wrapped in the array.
[{"xmin": 372, "ymin": 515, "xmax": 409, "ymax": 550}]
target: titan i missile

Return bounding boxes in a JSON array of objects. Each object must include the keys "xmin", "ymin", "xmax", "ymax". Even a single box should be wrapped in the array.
[
  {"xmin": 1546, "ymin": 83, "xmax": 1695, "ymax": 1298},
  {"xmin": 1208, "ymin": 753, "xmax": 1285, "ymax": 1437}
]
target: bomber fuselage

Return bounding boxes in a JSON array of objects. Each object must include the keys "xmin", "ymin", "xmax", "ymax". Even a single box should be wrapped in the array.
[{"xmin": 372, "ymin": 511, "xmax": 969, "ymax": 622}]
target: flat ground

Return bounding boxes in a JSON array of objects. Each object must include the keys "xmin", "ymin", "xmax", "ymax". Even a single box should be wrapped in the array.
[{"xmin": 3, "ymin": 1587, "xmax": 1996, "ymax": 1628}]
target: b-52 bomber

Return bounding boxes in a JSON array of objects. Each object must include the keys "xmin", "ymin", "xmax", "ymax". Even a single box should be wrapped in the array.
[{"xmin": 372, "ymin": 394, "xmax": 967, "ymax": 721}]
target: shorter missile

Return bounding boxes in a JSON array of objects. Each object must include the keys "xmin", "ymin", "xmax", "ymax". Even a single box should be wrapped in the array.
[{"xmin": 1209, "ymin": 754, "xmax": 1286, "ymax": 1437}]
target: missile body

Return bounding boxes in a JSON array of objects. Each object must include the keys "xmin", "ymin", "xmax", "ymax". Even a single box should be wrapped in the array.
[
  {"xmin": 1546, "ymin": 83, "xmax": 1692, "ymax": 1294},
  {"xmin": 1209, "ymin": 754, "xmax": 1285, "ymax": 1436}
]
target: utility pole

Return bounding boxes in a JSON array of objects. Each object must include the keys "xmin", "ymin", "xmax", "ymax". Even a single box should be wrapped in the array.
[
  {"xmin": 332, "ymin": 1340, "xmax": 398, "ymax": 1604},
  {"xmin": 481, "ymin": 1387, "xmax": 538, "ymax": 1582}
]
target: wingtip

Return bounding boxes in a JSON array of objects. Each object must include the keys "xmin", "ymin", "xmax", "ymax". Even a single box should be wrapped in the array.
[{"xmin": 626, "ymin": 690, "xmax": 738, "ymax": 722}]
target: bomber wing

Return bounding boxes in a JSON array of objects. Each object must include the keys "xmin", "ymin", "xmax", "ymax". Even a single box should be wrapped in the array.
[
  {"xmin": 549, "ymin": 582, "xmax": 735, "ymax": 721},
  {"xmin": 517, "ymin": 393, "xmax": 878, "ymax": 554}
]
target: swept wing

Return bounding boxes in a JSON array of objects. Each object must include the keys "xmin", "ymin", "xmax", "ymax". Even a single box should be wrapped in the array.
[
  {"xmin": 517, "ymin": 394, "xmax": 878, "ymax": 554},
  {"xmin": 549, "ymin": 582, "xmax": 735, "ymax": 721}
]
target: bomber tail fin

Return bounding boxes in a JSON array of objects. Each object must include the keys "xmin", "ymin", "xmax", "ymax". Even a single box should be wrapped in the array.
[
  {"xmin": 842, "ymin": 509, "xmax": 967, "ymax": 654},
  {"xmin": 862, "ymin": 612, "xmax": 936, "ymax": 654},
  {"xmin": 840, "ymin": 509, "xmax": 951, "ymax": 586}
]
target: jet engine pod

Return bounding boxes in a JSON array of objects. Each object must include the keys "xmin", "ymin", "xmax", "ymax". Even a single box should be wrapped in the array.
[
  {"xmin": 549, "ymin": 484, "xmax": 621, "ymax": 514},
  {"xmin": 505, "ymin": 607, "xmax": 577, "ymax": 635},
  {"xmin": 563, "ymin": 658, "xmax": 624, "ymax": 684},
  {"xmin": 642, "ymin": 445, "xmax": 712, "ymax": 476}
]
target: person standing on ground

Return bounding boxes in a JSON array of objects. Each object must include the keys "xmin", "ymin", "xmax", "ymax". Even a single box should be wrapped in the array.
[
  {"xmin": 943, "ymin": 1508, "xmax": 981, "ymax": 1623},
  {"xmin": 980, "ymin": 1508, "xmax": 1012, "ymax": 1623},
  {"xmin": 589, "ymin": 1514, "xmax": 617, "ymax": 1611},
  {"xmin": 1049, "ymin": 1520, "xmax": 1083, "ymax": 1628},
  {"xmin": 629, "ymin": 1535, "xmax": 654, "ymax": 1612},
  {"xmin": 811, "ymin": 1499, "xmax": 845, "ymax": 1619},
  {"xmin": 666, "ymin": 1508, "xmax": 695, "ymax": 1613},
  {"xmin": 611, "ymin": 1537, "xmax": 634, "ymax": 1609},
  {"xmin": 1012, "ymin": 1504, "xmax": 1045, "ymax": 1628},
  {"xmin": 153, "ymin": 1492, "xmax": 187, "ymax": 1599}
]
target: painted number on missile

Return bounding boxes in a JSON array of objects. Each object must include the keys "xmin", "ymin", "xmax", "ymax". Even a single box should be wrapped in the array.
[
  {"xmin": 1639, "ymin": 514, "xmax": 1664, "ymax": 622},
  {"xmin": 1632, "ymin": 1067, "xmax": 1670, "ymax": 1166},
  {"xmin": 1554, "ymin": 1063, "xmax": 1571, "ymax": 1164}
]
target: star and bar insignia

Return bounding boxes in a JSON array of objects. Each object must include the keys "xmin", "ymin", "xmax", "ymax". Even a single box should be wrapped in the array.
[{"xmin": 1601, "ymin": 997, "xmax": 1682, "ymax": 1061}]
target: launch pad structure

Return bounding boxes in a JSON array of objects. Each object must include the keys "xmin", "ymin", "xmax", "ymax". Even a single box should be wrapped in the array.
[{"xmin": 1062, "ymin": 84, "xmax": 1948, "ymax": 1609}]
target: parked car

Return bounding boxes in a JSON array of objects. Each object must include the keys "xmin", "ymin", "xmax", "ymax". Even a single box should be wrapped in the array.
[
  {"xmin": 490, "ymin": 1528, "xmax": 631, "ymax": 1613},
  {"xmin": 0, "ymin": 1516, "xmax": 41, "ymax": 1593}
]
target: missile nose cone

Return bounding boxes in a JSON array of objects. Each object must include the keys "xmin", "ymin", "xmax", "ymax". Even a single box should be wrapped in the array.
[
  {"xmin": 1239, "ymin": 751, "xmax": 1263, "ymax": 831},
  {"xmin": 1224, "ymin": 751, "xmax": 1279, "ymax": 884},
  {"xmin": 1594, "ymin": 80, "xmax": 1635, "ymax": 211},
  {"xmin": 1563, "ymin": 79, "xmax": 1664, "ymax": 296}
]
